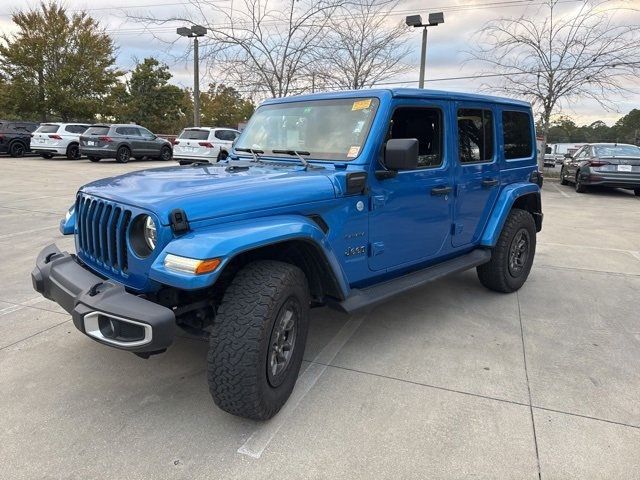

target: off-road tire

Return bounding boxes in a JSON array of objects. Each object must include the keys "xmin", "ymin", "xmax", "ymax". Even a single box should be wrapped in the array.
[
  {"xmin": 66, "ymin": 143, "xmax": 80, "ymax": 160},
  {"xmin": 40, "ymin": 153, "xmax": 54, "ymax": 159},
  {"xmin": 477, "ymin": 208, "xmax": 536, "ymax": 293},
  {"xmin": 88, "ymin": 156, "xmax": 101, "ymax": 162},
  {"xmin": 560, "ymin": 167, "xmax": 568, "ymax": 185},
  {"xmin": 575, "ymin": 172, "xmax": 587, "ymax": 193},
  {"xmin": 207, "ymin": 261, "xmax": 310, "ymax": 420},
  {"xmin": 116, "ymin": 146, "xmax": 131, "ymax": 163},
  {"xmin": 9, "ymin": 142, "xmax": 26, "ymax": 157}
]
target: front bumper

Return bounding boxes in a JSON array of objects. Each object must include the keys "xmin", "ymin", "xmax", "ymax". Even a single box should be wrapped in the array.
[{"xmin": 31, "ymin": 244, "xmax": 176, "ymax": 353}]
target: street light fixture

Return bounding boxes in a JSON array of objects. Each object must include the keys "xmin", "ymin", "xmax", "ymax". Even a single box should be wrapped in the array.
[
  {"xmin": 406, "ymin": 12, "xmax": 444, "ymax": 88},
  {"xmin": 177, "ymin": 25, "xmax": 207, "ymax": 127}
]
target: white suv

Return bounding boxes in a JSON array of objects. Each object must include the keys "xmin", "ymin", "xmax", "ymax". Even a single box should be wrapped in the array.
[
  {"xmin": 173, "ymin": 127, "xmax": 240, "ymax": 165},
  {"xmin": 31, "ymin": 123, "xmax": 90, "ymax": 159}
]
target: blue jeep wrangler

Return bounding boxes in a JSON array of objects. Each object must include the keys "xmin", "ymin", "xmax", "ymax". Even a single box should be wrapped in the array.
[{"xmin": 32, "ymin": 89, "xmax": 542, "ymax": 420}]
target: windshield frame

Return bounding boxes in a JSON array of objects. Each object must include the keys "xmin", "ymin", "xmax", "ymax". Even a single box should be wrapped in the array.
[{"xmin": 233, "ymin": 96, "xmax": 381, "ymax": 163}]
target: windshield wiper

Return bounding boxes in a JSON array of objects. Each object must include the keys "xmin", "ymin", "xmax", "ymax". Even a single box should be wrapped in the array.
[
  {"xmin": 235, "ymin": 147, "xmax": 264, "ymax": 162},
  {"xmin": 272, "ymin": 149, "xmax": 311, "ymax": 169}
]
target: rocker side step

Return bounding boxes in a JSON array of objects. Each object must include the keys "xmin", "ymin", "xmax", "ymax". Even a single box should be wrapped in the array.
[{"xmin": 334, "ymin": 249, "xmax": 491, "ymax": 314}]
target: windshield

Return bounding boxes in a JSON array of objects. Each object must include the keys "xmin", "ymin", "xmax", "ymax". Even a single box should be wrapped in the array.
[
  {"xmin": 37, "ymin": 124, "xmax": 60, "ymax": 134},
  {"xmin": 179, "ymin": 129, "xmax": 210, "ymax": 140},
  {"xmin": 594, "ymin": 145, "xmax": 640, "ymax": 157},
  {"xmin": 85, "ymin": 126, "xmax": 110, "ymax": 136},
  {"xmin": 235, "ymin": 97, "xmax": 380, "ymax": 161}
]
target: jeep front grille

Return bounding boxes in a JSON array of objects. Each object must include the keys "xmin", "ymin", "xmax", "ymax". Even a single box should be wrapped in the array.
[{"xmin": 76, "ymin": 194, "xmax": 131, "ymax": 274}]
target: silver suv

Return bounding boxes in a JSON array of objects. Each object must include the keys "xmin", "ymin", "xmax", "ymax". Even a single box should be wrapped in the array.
[{"xmin": 79, "ymin": 124, "xmax": 173, "ymax": 163}]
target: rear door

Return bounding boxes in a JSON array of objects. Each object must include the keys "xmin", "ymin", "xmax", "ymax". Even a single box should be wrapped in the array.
[{"xmin": 452, "ymin": 105, "xmax": 500, "ymax": 247}]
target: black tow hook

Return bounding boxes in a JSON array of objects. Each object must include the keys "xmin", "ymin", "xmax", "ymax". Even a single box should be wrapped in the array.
[
  {"xmin": 88, "ymin": 282, "xmax": 104, "ymax": 297},
  {"xmin": 135, "ymin": 349, "xmax": 167, "ymax": 359}
]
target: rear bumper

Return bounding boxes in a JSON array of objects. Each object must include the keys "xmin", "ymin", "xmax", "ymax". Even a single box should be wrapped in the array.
[
  {"xmin": 31, "ymin": 146, "xmax": 66, "ymax": 155},
  {"xmin": 580, "ymin": 171, "xmax": 640, "ymax": 189},
  {"xmin": 31, "ymin": 244, "xmax": 176, "ymax": 353},
  {"xmin": 79, "ymin": 147, "xmax": 116, "ymax": 158},
  {"xmin": 174, "ymin": 155, "xmax": 217, "ymax": 163}
]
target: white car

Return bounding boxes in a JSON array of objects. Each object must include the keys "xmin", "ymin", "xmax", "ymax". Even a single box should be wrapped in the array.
[
  {"xmin": 173, "ymin": 127, "xmax": 240, "ymax": 164},
  {"xmin": 31, "ymin": 123, "xmax": 90, "ymax": 159}
]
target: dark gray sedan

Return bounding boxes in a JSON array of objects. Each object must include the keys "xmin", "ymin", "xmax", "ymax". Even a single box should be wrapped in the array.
[
  {"xmin": 560, "ymin": 143, "xmax": 640, "ymax": 195},
  {"xmin": 79, "ymin": 124, "xmax": 173, "ymax": 163}
]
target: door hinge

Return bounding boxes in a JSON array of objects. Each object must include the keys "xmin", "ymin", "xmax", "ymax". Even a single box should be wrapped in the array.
[
  {"xmin": 451, "ymin": 223, "xmax": 463, "ymax": 236},
  {"xmin": 370, "ymin": 241, "xmax": 385, "ymax": 256},
  {"xmin": 371, "ymin": 195, "xmax": 386, "ymax": 210}
]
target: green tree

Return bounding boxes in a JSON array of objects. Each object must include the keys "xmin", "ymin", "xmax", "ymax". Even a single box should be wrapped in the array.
[
  {"xmin": 111, "ymin": 58, "xmax": 191, "ymax": 133},
  {"xmin": 200, "ymin": 84, "xmax": 254, "ymax": 129},
  {"xmin": 0, "ymin": 1, "xmax": 120, "ymax": 121},
  {"xmin": 613, "ymin": 109, "xmax": 640, "ymax": 145}
]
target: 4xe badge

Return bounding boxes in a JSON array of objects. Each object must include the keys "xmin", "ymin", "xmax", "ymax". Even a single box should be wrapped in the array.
[{"xmin": 345, "ymin": 245, "xmax": 366, "ymax": 257}]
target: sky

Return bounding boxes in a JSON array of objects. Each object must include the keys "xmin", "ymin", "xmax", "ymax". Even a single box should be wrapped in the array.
[{"xmin": 1, "ymin": 0, "xmax": 639, "ymax": 125}]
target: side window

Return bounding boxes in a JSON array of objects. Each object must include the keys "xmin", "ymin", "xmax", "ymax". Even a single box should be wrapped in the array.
[
  {"xmin": 502, "ymin": 111, "xmax": 533, "ymax": 159},
  {"xmin": 457, "ymin": 109, "xmax": 494, "ymax": 163},
  {"xmin": 66, "ymin": 125, "xmax": 88, "ymax": 134},
  {"xmin": 128, "ymin": 127, "xmax": 142, "ymax": 136},
  {"xmin": 387, "ymin": 107, "xmax": 443, "ymax": 168},
  {"xmin": 116, "ymin": 127, "xmax": 128, "ymax": 135},
  {"xmin": 138, "ymin": 127, "xmax": 154, "ymax": 138},
  {"xmin": 214, "ymin": 130, "xmax": 226, "ymax": 140}
]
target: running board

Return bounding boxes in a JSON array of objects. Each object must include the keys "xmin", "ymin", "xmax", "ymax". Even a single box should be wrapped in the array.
[{"xmin": 332, "ymin": 249, "xmax": 491, "ymax": 314}]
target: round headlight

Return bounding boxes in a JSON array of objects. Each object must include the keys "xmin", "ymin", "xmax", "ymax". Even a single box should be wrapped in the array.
[
  {"xmin": 144, "ymin": 215, "xmax": 157, "ymax": 250},
  {"xmin": 130, "ymin": 214, "xmax": 157, "ymax": 258}
]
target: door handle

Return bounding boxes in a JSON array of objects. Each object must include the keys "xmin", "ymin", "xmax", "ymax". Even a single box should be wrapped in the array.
[
  {"xmin": 431, "ymin": 185, "xmax": 452, "ymax": 196},
  {"xmin": 482, "ymin": 178, "xmax": 499, "ymax": 188}
]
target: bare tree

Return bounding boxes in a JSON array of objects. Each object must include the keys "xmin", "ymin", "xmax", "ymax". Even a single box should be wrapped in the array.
[
  {"xmin": 469, "ymin": 0, "xmax": 640, "ymax": 167},
  {"xmin": 314, "ymin": 0, "xmax": 411, "ymax": 90}
]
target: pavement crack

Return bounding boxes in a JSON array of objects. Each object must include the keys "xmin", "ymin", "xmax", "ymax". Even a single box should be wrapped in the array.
[{"xmin": 517, "ymin": 291, "xmax": 542, "ymax": 480}]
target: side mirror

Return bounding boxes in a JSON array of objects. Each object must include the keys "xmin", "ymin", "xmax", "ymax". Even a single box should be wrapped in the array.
[
  {"xmin": 564, "ymin": 153, "xmax": 573, "ymax": 159},
  {"xmin": 385, "ymin": 138, "xmax": 419, "ymax": 170}
]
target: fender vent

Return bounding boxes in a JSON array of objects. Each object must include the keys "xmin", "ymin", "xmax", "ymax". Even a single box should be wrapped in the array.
[{"xmin": 308, "ymin": 214, "xmax": 329, "ymax": 234}]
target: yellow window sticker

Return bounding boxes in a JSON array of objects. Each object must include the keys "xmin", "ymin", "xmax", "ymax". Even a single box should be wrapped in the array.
[
  {"xmin": 351, "ymin": 99, "xmax": 372, "ymax": 111},
  {"xmin": 347, "ymin": 146, "xmax": 361, "ymax": 158}
]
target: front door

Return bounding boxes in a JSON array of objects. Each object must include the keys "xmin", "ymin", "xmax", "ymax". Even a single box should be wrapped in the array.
[
  {"xmin": 452, "ymin": 105, "xmax": 500, "ymax": 247},
  {"xmin": 368, "ymin": 104, "xmax": 453, "ymax": 271}
]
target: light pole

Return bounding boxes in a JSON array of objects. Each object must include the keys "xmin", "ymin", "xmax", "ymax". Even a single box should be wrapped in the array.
[
  {"xmin": 177, "ymin": 25, "xmax": 207, "ymax": 127},
  {"xmin": 405, "ymin": 12, "xmax": 444, "ymax": 88}
]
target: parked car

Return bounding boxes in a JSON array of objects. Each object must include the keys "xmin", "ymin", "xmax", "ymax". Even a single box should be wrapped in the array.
[
  {"xmin": 544, "ymin": 143, "xmax": 584, "ymax": 167},
  {"xmin": 33, "ymin": 89, "xmax": 542, "ymax": 420},
  {"xmin": 79, "ymin": 124, "xmax": 173, "ymax": 163},
  {"xmin": 173, "ymin": 127, "xmax": 240, "ymax": 165},
  {"xmin": 31, "ymin": 123, "xmax": 90, "ymax": 159},
  {"xmin": 560, "ymin": 143, "xmax": 640, "ymax": 194},
  {"xmin": 0, "ymin": 120, "xmax": 39, "ymax": 157}
]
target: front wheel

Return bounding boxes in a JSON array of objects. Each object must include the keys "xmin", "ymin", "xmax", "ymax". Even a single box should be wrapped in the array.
[
  {"xmin": 66, "ymin": 143, "xmax": 80, "ymax": 160},
  {"xmin": 477, "ymin": 208, "xmax": 536, "ymax": 293},
  {"xmin": 208, "ymin": 261, "xmax": 309, "ymax": 420},
  {"xmin": 116, "ymin": 146, "xmax": 130, "ymax": 163},
  {"xmin": 560, "ymin": 167, "xmax": 569, "ymax": 185},
  {"xmin": 159, "ymin": 146, "xmax": 172, "ymax": 161},
  {"xmin": 575, "ymin": 172, "xmax": 587, "ymax": 193}
]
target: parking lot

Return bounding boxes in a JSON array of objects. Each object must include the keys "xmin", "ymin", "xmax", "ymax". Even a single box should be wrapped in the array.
[{"xmin": 1, "ymin": 155, "xmax": 639, "ymax": 479}]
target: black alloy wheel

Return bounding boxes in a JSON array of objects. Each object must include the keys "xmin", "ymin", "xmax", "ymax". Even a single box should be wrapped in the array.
[
  {"xmin": 10, "ymin": 142, "xmax": 25, "ymax": 157},
  {"xmin": 267, "ymin": 298, "xmax": 300, "ymax": 388},
  {"xmin": 116, "ymin": 146, "xmax": 131, "ymax": 163},
  {"xmin": 66, "ymin": 144, "xmax": 80, "ymax": 160},
  {"xmin": 160, "ymin": 146, "xmax": 172, "ymax": 161},
  {"xmin": 508, "ymin": 228, "xmax": 530, "ymax": 278}
]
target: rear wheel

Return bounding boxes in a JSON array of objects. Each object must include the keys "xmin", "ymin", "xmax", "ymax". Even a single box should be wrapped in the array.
[
  {"xmin": 116, "ymin": 146, "xmax": 131, "ymax": 163},
  {"xmin": 159, "ymin": 146, "xmax": 172, "ymax": 161},
  {"xmin": 66, "ymin": 143, "xmax": 80, "ymax": 160},
  {"xmin": 9, "ymin": 142, "xmax": 26, "ymax": 157},
  {"xmin": 40, "ymin": 153, "xmax": 54, "ymax": 159},
  {"xmin": 88, "ymin": 156, "xmax": 101, "ymax": 163},
  {"xmin": 560, "ymin": 166, "xmax": 569, "ymax": 185},
  {"xmin": 575, "ymin": 172, "xmax": 587, "ymax": 193},
  {"xmin": 477, "ymin": 208, "xmax": 536, "ymax": 293},
  {"xmin": 208, "ymin": 260, "xmax": 309, "ymax": 420},
  {"xmin": 217, "ymin": 150, "xmax": 228, "ymax": 162},
  {"xmin": 634, "ymin": 189, "xmax": 640, "ymax": 197}
]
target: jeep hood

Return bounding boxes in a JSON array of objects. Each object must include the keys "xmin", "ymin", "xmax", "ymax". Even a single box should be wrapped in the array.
[{"xmin": 80, "ymin": 163, "xmax": 337, "ymax": 224}]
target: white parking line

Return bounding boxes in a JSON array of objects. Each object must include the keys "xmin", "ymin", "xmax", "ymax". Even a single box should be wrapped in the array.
[
  {"xmin": 0, "ymin": 225, "xmax": 59, "ymax": 240},
  {"xmin": 237, "ymin": 314, "xmax": 365, "ymax": 459},
  {"xmin": 0, "ymin": 297, "xmax": 47, "ymax": 316},
  {"xmin": 551, "ymin": 183, "xmax": 572, "ymax": 198},
  {"xmin": 630, "ymin": 251, "xmax": 640, "ymax": 263}
]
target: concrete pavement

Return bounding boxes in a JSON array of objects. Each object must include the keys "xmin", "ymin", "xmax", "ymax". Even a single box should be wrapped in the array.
[{"xmin": 1, "ymin": 156, "xmax": 639, "ymax": 479}]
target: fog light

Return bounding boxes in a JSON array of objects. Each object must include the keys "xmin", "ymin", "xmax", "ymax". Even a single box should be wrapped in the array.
[{"xmin": 164, "ymin": 254, "xmax": 221, "ymax": 274}]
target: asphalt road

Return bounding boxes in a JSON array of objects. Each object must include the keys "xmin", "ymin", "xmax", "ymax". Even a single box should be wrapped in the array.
[{"xmin": 1, "ymin": 155, "xmax": 639, "ymax": 479}]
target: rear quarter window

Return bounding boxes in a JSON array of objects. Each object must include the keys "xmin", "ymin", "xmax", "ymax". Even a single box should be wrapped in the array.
[{"xmin": 502, "ymin": 111, "xmax": 533, "ymax": 160}]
